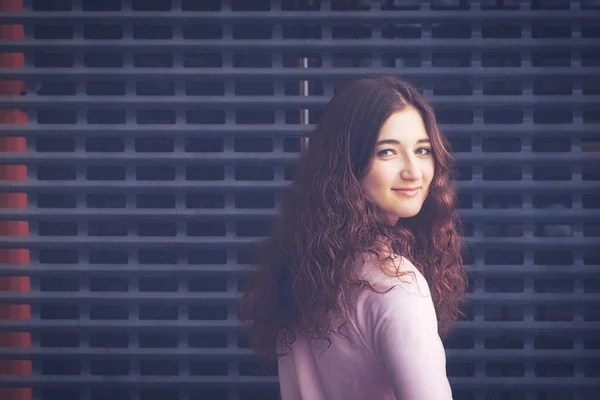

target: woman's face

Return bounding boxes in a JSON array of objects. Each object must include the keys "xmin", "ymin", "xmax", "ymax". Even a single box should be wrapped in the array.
[{"xmin": 359, "ymin": 107, "xmax": 435, "ymax": 225}]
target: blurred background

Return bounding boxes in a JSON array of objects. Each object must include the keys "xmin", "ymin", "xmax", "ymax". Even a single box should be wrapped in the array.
[{"xmin": 0, "ymin": 0, "xmax": 599, "ymax": 399}]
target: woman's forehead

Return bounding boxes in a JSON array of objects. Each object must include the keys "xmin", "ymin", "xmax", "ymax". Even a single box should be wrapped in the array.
[{"xmin": 376, "ymin": 108, "xmax": 429, "ymax": 145}]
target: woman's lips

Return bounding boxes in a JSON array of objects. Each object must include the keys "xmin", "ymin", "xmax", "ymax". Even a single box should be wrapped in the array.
[{"xmin": 392, "ymin": 188, "xmax": 421, "ymax": 197}]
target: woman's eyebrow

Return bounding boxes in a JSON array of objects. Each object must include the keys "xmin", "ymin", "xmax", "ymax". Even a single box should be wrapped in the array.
[{"xmin": 376, "ymin": 138, "xmax": 431, "ymax": 146}]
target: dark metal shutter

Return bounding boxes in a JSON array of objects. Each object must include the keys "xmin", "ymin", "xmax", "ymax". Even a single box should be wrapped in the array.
[{"xmin": 1, "ymin": 1, "xmax": 599, "ymax": 399}]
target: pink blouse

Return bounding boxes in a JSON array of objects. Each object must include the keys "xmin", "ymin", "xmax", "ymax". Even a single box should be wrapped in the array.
[{"xmin": 277, "ymin": 253, "xmax": 453, "ymax": 400}]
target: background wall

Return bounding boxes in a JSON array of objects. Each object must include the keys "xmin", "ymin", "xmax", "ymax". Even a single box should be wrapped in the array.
[{"xmin": 1, "ymin": 0, "xmax": 599, "ymax": 399}]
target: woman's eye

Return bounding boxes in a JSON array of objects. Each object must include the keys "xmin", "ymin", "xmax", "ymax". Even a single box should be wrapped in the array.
[
  {"xmin": 416, "ymin": 147, "xmax": 431, "ymax": 155},
  {"xmin": 377, "ymin": 149, "xmax": 394, "ymax": 157}
]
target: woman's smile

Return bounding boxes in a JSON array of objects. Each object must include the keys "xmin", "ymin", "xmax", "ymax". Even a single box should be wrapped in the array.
[{"xmin": 392, "ymin": 187, "xmax": 421, "ymax": 198}]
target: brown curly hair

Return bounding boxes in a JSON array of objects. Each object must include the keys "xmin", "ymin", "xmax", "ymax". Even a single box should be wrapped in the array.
[{"xmin": 239, "ymin": 76, "xmax": 468, "ymax": 364}]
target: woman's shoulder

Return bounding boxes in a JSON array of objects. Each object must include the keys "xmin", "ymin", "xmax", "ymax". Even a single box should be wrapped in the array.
[
  {"xmin": 351, "ymin": 252, "xmax": 438, "ymax": 336},
  {"xmin": 353, "ymin": 252, "xmax": 431, "ymax": 299}
]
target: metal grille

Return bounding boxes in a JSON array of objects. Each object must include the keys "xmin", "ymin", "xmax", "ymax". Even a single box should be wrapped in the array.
[{"xmin": 1, "ymin": 0, "xmax": 600, "ymax": 399}]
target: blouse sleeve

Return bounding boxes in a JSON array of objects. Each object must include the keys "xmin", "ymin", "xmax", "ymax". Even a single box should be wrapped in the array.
[{"xmin": 367, "ymin": 259, "xmax": 453, "ymax": 400}]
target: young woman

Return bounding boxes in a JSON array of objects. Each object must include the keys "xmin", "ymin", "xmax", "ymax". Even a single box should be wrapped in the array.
[{"xmin": 239, "ymin": 76, "xmax": 468, "ymax": 399}]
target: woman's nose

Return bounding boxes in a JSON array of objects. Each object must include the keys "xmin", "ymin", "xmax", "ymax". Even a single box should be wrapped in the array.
[{"xmin": 400, "ymin": 158, "xmax": 422, "ymax": 181}]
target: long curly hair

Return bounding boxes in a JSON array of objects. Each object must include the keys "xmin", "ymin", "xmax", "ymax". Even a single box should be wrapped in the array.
[{"xmin": 239, "ymin": 76, "xmax": 468, "ymax": 364}]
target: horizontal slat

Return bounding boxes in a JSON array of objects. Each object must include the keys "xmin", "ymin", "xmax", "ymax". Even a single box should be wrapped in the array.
[
  {"xmin": 1, "ymin": 67, "xmax": 597, "ymax": 80},
  {"xmin": 0, "ymin": 291, "xmax": 241, "ymax": 304},
  {"xmin": 0, "ymin": 348, "xmax": 595, "ymax": 362},
  {"xmin": 1, "ymin": 152, "xmax": 596, "ymax": 166},
  {"xmin": 0, "ymin": 291, "xmax": 597, "ymax": 305},
  {"xmin": 1, "ymin": 320, "xmax": 597, "ymax": 334},
  {"xmin": 2, "ymin": 208, "xmax": 597, "ymax": 222},
  {"xmin": 1, "ymin": 124, "xmax": 598, "ymax": 138},
  {"xmin": 0, "ymin": 180, "xmax": 286, "ymax": 194},
  {"xmin": 0, "ymin": 376, "xmax": 597, "ymax": 390},
  {"xmin": 0, "ymin": 264, "xmax": 598, "ymax": 279},
  {"xmin": 1, "ymin": 180, "xmax": 598, "ymax": 194},
  {"xmin": 0, "ymin": 123, "xmax": 310, "ymax": 137},
  {"xmin": 0, "ymin": 320, "xmax": 240, "ymax": 332},
  {"xmin": 0, "ymin": 235, "xmax": 598, "ymax": 249},
  {"xmin": 0, "ymin": 209, "xmax": 276, "ymax": 221},
  {"xmin": 0, "ymin": 347, "xmax": 257, "ymax": 360},
  {"xmin": 0, "ymin": 38, "xmax": 596, "ymax": 52},
  {"xmin": 0, "ymin": 264, "xmax": 253, "ymax": 277},
  {"xmin": 4, "ymin": 152, "xmax": 301, "ymax": 166},
  {"xmin": 0, "ymin": 375, "xmax": 278, "ymax": 388},
  {"xmin": 0, "ymin": 236, "xmax": 257, "ymax": 249},
  {"xmin": 1, "ymin": 94, "xmax": 597, "ymax": 108},
  {"xmin": 0, "ymin": 10, "xmax": 595, "ymax": 23}
]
